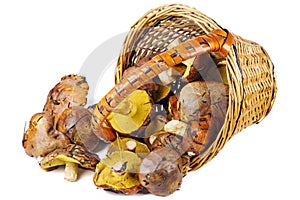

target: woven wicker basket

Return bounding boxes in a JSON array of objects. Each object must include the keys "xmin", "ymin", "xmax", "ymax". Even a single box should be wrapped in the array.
[
  {"xmin": 111, "ymin": 4, "xmax": 277, "ymax": 171},
  {"xmin": 92, "ymin": 4, "xmax": 276, "ymax": 174}
]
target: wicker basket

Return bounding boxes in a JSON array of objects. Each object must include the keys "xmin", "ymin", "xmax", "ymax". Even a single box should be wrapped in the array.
[{"xmin": 92, "ymin": 4, "xmax": 277, "ymax": 172}]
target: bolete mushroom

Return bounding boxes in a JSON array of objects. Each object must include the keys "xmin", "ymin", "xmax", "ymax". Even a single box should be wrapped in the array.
[
  {"xmin": 107, "ymin": 89, "xmax": 151, "ymax": 134},
  {"xmin": 43, "ymin": 74, "xmax": 89, "ymax": 126},
  {"xmin": 57, "ymin": 106, "xmax": 101, "ymax": 152},
  {"xmin": 139, "ymin": 148, "xmax": 183, "ymax": 196},
  {"xmin": 178, "ymin": 81, "xmax": 211, "ymax": 122},
  {"xmin": 107, "ymin": 138, "xmax": 150, "ymax": 158},
  {"xmin": 93, "ymin": 151, "xmax": 142, "ymax": 194},
  {"xmin": 22, "ymin": 112, "xmax": 70, "ymax": 158},
  {"xmin": 40, "ymin": 143, "xmax": 99, "ymax": 182}
]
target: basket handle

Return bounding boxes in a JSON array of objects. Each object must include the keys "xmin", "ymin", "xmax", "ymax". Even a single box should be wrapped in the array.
[{"xmin": 92, "ymin": 29, "xmax": 234, "ymax": 142}]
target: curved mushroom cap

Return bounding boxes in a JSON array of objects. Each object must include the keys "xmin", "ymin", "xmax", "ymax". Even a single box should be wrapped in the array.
[
  {"xmin": 107, "ymin": 138, "xmax": 150, "ymax": 158},
  {"xmin": 107, "ymin": 90, "xmax": 151, "ymax": 134},
  {"xmin": 139, "ymin": 148, "xmax": 182, "ymax": 196},
  {"xmin": 57, "ymin": 106, "xmax": 101, "ymax": 152},
  {"xmin": 178, "ymin": 81, "xmax": 211, "ymax": 122},
  {"xmin": 22, "ymin": 112, "xmax": 70, "ymax": 157},
  {"xmin": 40, "ymin": 143, "xmax": 99, "ymax": 170},
  {"xmin": 93, "ymin": 151, "xmax": 142, "ymax": 194},
  {"xmin": 40, "ymin": 144, "xmax": 100, "ymax": 181},
  {"xmin": 43, "ymin": 74, "xmax": 89, "ymax": 126}
]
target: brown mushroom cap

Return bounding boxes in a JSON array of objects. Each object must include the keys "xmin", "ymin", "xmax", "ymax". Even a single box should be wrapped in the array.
[
  {"xmin": 22, "ymin": 112, "xmax": 70, "ymax": 158},
  {"xmin": 93, "ymin": 151, "xmax": 142, "ymax": 194},
  {"xmin": 43, "ymin": 74, "xmax": 89, "ymax": 126},
  {"xmin": 139, "ymin": 148, "xmax": 182, "ymax": 196},
  {"xmin": 57, "ymin": 106, "xmax": 101, "ymax": 152},
  {"xmin": 178, "ymin": 81, "xmax": 211, "ymax": 122},
  {"xmin": 40, "ymin": 144, "xmax": 99, "ymax": 181}
]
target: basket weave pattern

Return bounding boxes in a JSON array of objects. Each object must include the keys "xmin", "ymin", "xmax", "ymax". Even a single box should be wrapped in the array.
[{"xmin": 114, "ymin": 4, "xmax": 277, "ymax": 171}]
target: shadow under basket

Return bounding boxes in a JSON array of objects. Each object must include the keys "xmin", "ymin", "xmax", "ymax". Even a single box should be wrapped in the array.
[{"xmin": 113, "ymin": 4, "xmax": 277, "ymax": 172}]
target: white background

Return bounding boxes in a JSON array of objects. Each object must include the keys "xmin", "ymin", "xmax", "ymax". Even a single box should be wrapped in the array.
[{"xmin": 1, "ymin": 0, "xmax": 299, "ymax": 199}]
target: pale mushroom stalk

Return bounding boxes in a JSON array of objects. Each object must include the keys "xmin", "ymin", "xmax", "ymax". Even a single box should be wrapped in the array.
[
  {"xmin": 113, "ymin": 98, "xmax": 136, "ymax": 116},
  {"xmin": 64, "ymin": 162, "xmax": 79, "ymax": 182},
  {"xmin": 40, "ymin": 144, "xmax": 99, "ymax": 182}
]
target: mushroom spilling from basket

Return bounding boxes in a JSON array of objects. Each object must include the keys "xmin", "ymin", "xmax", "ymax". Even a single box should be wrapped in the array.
[
  {"xmin": 22, "ymin": 4, "xmax": 276, "ymax": 197},
  {"xmin": 22, "ymin": 46, "xmax": 229, "ymax": 195}
]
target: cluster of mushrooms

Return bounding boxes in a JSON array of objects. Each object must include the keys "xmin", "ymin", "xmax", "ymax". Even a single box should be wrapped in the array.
[{"xmin": 23, "ymin": 42, "xmax": 229, "ymax": 196}]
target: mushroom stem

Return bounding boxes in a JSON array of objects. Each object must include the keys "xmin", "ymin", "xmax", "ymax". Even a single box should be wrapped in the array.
[
  {"xmin": 113, "ymin": 99, "xmax": 137, "ymax": 116},
  {"xmin": 126, "ymin": 140, "xmax": 137, "ymax": 151},
  {"xmin": 64, "ymin": 162, "xmax": 78, "ymax": 182},
  {"xmin": 112, "ymin": 161, "xmax": 127, "ymax": 175}
]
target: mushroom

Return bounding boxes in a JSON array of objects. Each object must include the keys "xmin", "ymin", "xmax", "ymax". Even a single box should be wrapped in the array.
[
  {"xmin": 22, "ymin": 112, "xmax": 70, "ymax": 158},
  {"xmin": 139, "ymin": 148, "xmax": 183, "ymax": 196},
  {"xmin": 176, "ymin": 81, "xmax": 229, "ymax": 157},
  {"xmin": 107, "ymin": 138, "xmax": 150, "ymax": 158},
  {"xmin": 43, "ymin": 74, "xmax": 89, "ymax": 126},
  {"xmin": 93, "ymin": 151, "xmax": 142, "ymax": 194},
  {"xmin": 150, "ymin": 131, "xmax": 185, "ymax": 154},
  {"xmin": 107, "ymin": 89, "xmax": 151, "ymax": 134},
  {"xmin": 57, "ymin": 106, "xmax": 101, "ymax": 152},
  {"xmin": 178, "ymin": 81, "xmax": 229, "ymax": 129},
  {"xmin": 40, "ymin": 143, "xmax": 99, "ymax": 182},
  {"xmin": 178, "ymin": 81, "xmax": 211, "ymax": 122}
]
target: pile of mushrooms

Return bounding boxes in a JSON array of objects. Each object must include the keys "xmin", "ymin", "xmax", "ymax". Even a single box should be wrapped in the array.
[
  {"xmin": 23, "ymin": 47, "xmax": 229, "ymax": 196},
  {"xmin": 23, "ymin": 75, "xmax": 101, "ymax": 181}
]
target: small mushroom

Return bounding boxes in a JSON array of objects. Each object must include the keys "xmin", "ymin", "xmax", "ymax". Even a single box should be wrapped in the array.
[
  {"xmin": 43, "ymin": 74, "xmax": 89, "ymax": 126},
  {"xmin": 107, "ymin": 138, "xmax": 150, "ymax": 158},
  {"xmin": 57, "ymin": 106, "xmax": 101, "ymax": 152},
  {"xmin": 139, "ymin": 148, "xmax": 183, "ymax": 196},
  {"xmin": 93, "ymin": 151, "xmax": 142, "ymax": 194},
  {"xmin": 40, "ymin": 144, "xmax": 99, "ymax": 182},
  {"xmin": 22, "ymin": 112, "xmax": 70, "ymax": 158},
  {"xmin": 107, "ymin": 89, "xmax": 151, "ymax": 134}
]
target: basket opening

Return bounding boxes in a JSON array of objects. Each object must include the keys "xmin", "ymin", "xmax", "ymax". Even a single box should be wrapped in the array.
[
  {"xmin": 117, "ymin": 47, "xmax": 229, "ymax": 172},
  {"xmin": 116, "ymin": 13, "xmax": 231, "ymax": 171},
  {"xmin": 128, "ymin": 16, "xmax": 206, "ymax": 67}
]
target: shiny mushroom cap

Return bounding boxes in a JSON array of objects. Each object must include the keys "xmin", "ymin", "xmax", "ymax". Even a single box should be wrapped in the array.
[
  {"xmin": 57, "ymin": 106, "xmax": 101, "ymax": 152},
  {"xmin": 40, "ymin": 144, "xmax": 99, "ymax": 182},
  {"xmin": 178, "ymin": 81, "xmax": 211, "ymax": 122},
  {"xmin": 43, "ymin": 74, "xmax": 89, "ymax": 126},
  {"xmin": 22, "ymin": 112, "xmax": 70, "ymax": 158},
  {"xmin": 139, "ymin": 148, "xmax": 182, "ymax": 196}
]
